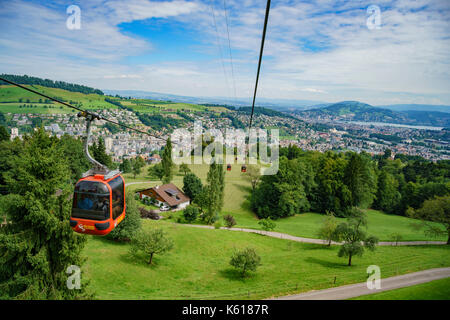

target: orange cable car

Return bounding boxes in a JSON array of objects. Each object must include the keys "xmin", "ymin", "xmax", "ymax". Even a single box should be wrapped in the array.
[{"xmin": 70, "ymin": 112, "xmax": 126, "ymax": 236}]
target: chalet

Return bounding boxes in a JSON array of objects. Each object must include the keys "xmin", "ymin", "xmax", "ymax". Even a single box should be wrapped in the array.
[
  {"xmin": 148, "ymin": 154, "xmax": 162, "ymax": 164},
  {"xmin": 138, "ymin": 183, "xmax": 190, "ymax": 210}
]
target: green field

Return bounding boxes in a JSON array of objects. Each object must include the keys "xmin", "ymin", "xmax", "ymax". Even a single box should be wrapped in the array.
[
  {"xmin": 0, "ymin": 85, "xmax": 118, "ymax": 113},
  {"xmin": 84, "ymin": 219, "xmax": 450, "ymax": 300},
  {"xmin": 124, "ymin": 162, "xmax": 447, "ymax": 242},
  {"xmin": 122, "ymin": 99, "xmax": 208, "ymax": 113},
  {"xmin": 352, "ymin": 277, "xmax": 450, "ymax": 300}
]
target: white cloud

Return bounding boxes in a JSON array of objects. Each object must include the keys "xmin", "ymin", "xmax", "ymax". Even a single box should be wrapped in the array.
[{"xmin": 0, "ymin": 0, "xmax": 449, "ymax": 105}]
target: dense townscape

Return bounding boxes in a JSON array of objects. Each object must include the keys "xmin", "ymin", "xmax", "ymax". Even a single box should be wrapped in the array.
[{"xmin": 3, "ymin": 105, "xmax": 449, "ymax": 162}]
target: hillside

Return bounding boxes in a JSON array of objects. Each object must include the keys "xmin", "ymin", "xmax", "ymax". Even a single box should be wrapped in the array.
[{"xmin": 298, "ymin": 101, "xmax": 450, "ymax": 127}]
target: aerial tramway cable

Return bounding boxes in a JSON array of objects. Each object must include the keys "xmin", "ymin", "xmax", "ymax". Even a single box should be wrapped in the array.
[
  {"xmin": 248, "ymin": 0, "xmax": 271, "ymax": 130},
  {"xmin": 0, "ymin": 76, "xmax": 169, "ymax": 143}
]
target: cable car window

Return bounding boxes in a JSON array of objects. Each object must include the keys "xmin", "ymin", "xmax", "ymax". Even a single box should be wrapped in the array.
[
  {"xmin": 108, "ymin": 176, "xmax": 124, "ymax": 220},
  {"xmin": 72, "ymin": 181, "xmax": 110, "ymax": 221}
]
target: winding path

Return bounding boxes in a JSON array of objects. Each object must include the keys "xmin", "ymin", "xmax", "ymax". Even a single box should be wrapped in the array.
[
  {"xmin": 126, "ymin": 181, "xmax": 447, "ymax": 247},
  {"xmin": 270, "ymin": 267, "xmax": 450, "ymax": 300},
  {"xmin": 177, "ymin": 223, "xmax": 447, "ymax": 246}
]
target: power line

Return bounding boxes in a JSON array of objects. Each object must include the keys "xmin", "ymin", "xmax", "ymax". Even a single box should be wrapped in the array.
[
  {"xmin": 248, "ymin": 0, "xmax": 271, "ymax": 130},
  {"xmin": 0, "ymin": 77, "xmax": 169, "ymax": 142}
]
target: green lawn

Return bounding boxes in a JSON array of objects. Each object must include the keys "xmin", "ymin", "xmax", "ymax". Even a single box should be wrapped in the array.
[
  {"xmin": 124, "ymin": 162, "xmax": 447, "ymax": 242},
  {"xmin": 83, "ymin": 219, "xmax": 450, "ymax": 300},
  {"xmin": 352, "ymin": 277, "xmax": 450, "ymax": 300}
]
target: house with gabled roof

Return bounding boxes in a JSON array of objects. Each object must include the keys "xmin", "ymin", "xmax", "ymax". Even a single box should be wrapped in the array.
[{"xmin": 137, "ymin": 183, "xmax": 190, "ymax": 210}]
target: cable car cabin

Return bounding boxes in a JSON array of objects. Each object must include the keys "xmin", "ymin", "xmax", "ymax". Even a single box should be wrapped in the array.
[
  {"xmin": 227, "ymin": 164, "xmax": 231, "ymax": 171},
  {"xmin": 70, "ymin": 173, "xmax": 126, "ymax": 236},
  {"xmin": 241, "ymin": 165, "xmax": 247, "ymax": 173}
]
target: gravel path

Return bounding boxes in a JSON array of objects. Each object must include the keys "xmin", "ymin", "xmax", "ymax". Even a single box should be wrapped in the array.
[
  {"xmin": 270, "ymin": 267, "xmax": 450, "ymax": 300},
  {"xmin": 177, "ymin": 223, "xmax": 447, "ymax": 246}
]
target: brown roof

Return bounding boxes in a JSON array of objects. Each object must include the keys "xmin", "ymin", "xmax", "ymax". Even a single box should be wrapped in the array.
[{"xmin": 151, "ymin": 183, "xmax": 190, "ymax": 207}]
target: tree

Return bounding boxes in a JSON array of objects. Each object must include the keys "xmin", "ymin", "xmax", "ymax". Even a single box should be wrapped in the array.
[
  {"xmin": 148, "ymin": 163, "xmax": 165, "ymax": 181},
  {"xmin": 258, "ymin": 218, "xmax": 276, "ymax": 231},
  {"xmin": 183, "ymin": 205, "xmax": 200, "ymax": 223},
  {"xmin": 0, "ymin": 128, "xmax": 89, "ymax": 299},
  {"xmin": 251, "ymin": 157, "xmax": 314, "ymax": 219},
  {"xmin": 0, "ymin": 126, "xmax": 9, "ymax": 142},
  {"xmin": 407, "ymin": 195, "xmax": 450, "ymax": 244},
  {"xmin": 129, "ymin": 228, "xmax": 174, "ymax": 265},
  {"xmin": 374, "ymin": 170, "xmax": 401, "ymax": 214},
  {"xmin": 179, "ymin": 163, "xmax": 191, "ymax": 176},
  {"xmin": 202, "ymin": 161, "xmax": 225, "ymax": 224},
  {"xmin": 91, "ymin": 137, "xmax": 113, "ymax": 168},
  {"xmin": 317, "ymin": 211, "xmax": 340, "ymax": 246},
  {"xmin": 57, "ymin": 134, "xmax": 90, "ymax": 183},
  {"xmin": 335, "ymin": 208, "xmax": 378, "ymax": 266},
  {"xmin": 229, "ymin": 247, "xmax": 261, "ymax": 277},
  {"xmin": 223, "ymin": 214, "xmax": 236, "ymax": 228},
  {"xmin": 344, "ymin": 153, "xmax": 377, "ymax": 210},
  {"xmin": 161, "ymin": 138, "xmax": 174, "ymax": 183},
  {"xmin": 119, "ymin": 158, "xmax": 132, "ymax": 174},
  {"xmin": 106, "ymin": 191, "xmax": 142, "ymax": 241},
  {"xmin": 182, "ymin": 173, "xmax": 203, "ymax": 202},
  {"xmin": 132, "ymin": 156, "xmax": 145, "ymax": 179},
  {"xmin": 242, "ymin": 164, "xmax": 261, "ymax": 192}
]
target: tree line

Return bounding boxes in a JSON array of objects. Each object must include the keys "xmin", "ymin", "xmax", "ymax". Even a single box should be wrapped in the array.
[
  {"xmin": 252, "ymin": 145, "xmax": 449, "ymax": 219},
  {"xmin": 0, "ymin": 74, "xmax": 104, "ymax": 95}
]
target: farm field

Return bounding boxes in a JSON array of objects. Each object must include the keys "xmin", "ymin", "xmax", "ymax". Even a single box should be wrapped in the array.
[
  {"xmin": 0, "ymin": 85, "xmax": 118, "ymax": 113},
  {"xmin": 83, "ymin": 219, "xmax": 450, "ymax": 300},
  {"xmin": 352, "ymin": 277, "xmax": 450, "ymax": 300},
  {"xmin": 124, "ymin": 162, "xmax": 447, "ymax": 242}
]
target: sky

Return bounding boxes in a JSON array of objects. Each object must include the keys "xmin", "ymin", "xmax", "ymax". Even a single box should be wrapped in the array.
[{"xmin": 0, "ymin": 0, "xmax": 449, "ymax": 106}]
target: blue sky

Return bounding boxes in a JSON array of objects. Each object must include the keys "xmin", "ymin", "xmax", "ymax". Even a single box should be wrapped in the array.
[{"xmin": 0, "ymin": 0, "xmax": 449, "ymax": 105}]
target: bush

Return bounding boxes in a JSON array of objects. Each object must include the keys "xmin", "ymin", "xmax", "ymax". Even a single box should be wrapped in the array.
[
  {"xmin": 229, "ymin": 247, "xmax": 261, "ymax": 277},
  {"xmin": 258, "ymin": 218, "xmax": 276, "ymax": 231},
  {"xmin": 182, "ymin": 205, "xmax": 200, "ymax": 223},
  {"xmin": 214, "ymin": 221, "xmax": 222, "ymax": 229},
  {"xmin": 139, "ymin": 207, "xmax": 160, "ymax": 220},
  {"xmin": 223, "ymin": 214, "xmax": 236, "ymax": 228}
]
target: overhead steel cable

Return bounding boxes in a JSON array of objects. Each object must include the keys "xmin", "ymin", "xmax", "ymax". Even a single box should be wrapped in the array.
[
  {"xmin": 0, "ymin": 77, "xmax": 170, "ymax": 142},
  {"xmin": 210, "ymin": 0, "xmax": 231, "ymax": 99},
  {"xmin": 223, "ymin": 0, "xmax": 237, "ymax": 103},
  {"xmin": 248, "ymin": 0, "xmax": 271, "ymax": 130}
]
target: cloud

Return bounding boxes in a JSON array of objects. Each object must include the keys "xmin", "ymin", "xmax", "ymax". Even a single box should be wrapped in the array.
[{"xmin": 0, "ymin": 0, "xmax": 449, "ymax": 105}]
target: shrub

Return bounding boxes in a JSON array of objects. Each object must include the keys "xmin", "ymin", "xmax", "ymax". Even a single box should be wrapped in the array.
[
  {"xmin": 229, "ymin": 247, "xmax": 261, "ymax": 277},
  {"xmin": 258, "ymin": 218, "xmax": 276, "ymax": 231},
  {"xmin": 214, "ymin": 221, "xmax": 222, "ymax": 229},
  {"xmin": 223, "ymin": 214, "xmax": 236, "ymax": 228},
  {"xmin": 183, "ymin": 205, "xmax": 200, "ymax": 223}
]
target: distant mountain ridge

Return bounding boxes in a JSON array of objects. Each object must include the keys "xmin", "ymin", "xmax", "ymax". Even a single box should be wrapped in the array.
[{"xmin": 298, "ymin": 101, "xmax": 450, "ymax": 127}]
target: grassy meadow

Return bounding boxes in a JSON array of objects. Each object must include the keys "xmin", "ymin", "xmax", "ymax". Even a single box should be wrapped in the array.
[
  {"xmin": 352, "ymin": 277, "xmax": 450, "ymax": 300},
  {"xmin": 123, "ymin": 162, "xmax": 447, "ymax": 242},
  {"xmin": 83, "ymin": 219, "xmax": 450, "ymax": 300}
]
